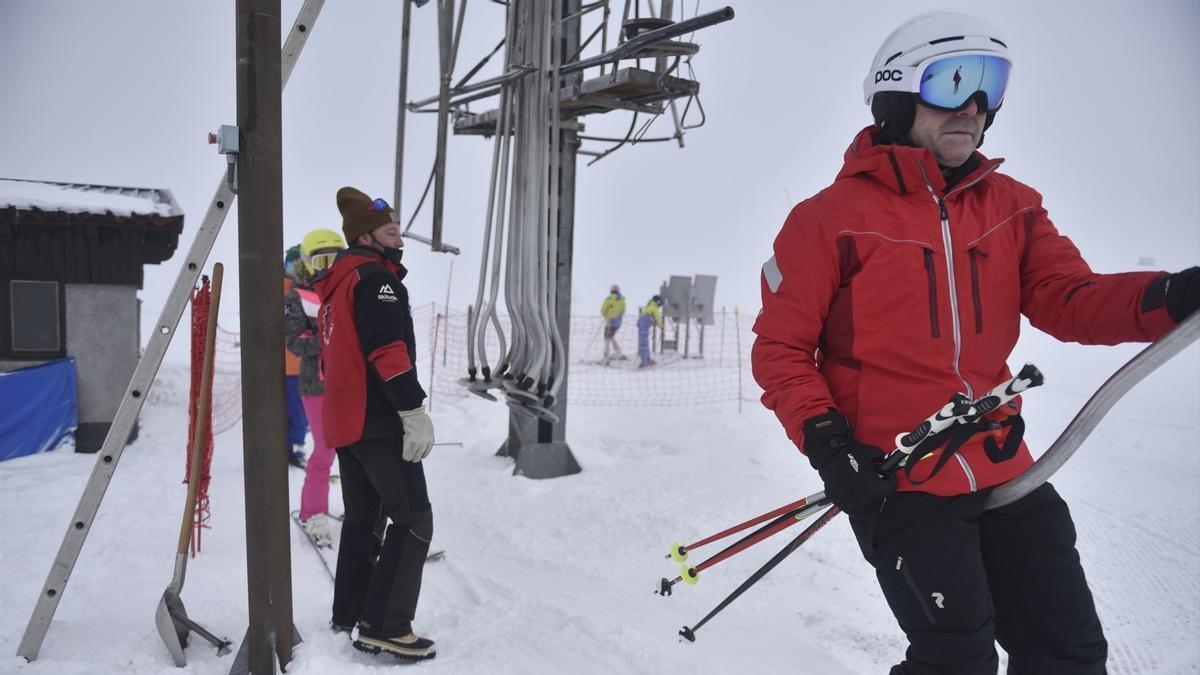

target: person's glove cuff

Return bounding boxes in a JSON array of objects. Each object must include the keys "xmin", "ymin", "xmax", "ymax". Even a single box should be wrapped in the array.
[
  {"xmin": 802, "ymin": 409, "xmax": 852, "ymax": 469},
  {"xmin": 398, "ymin": 406, "xmax": 427, "ymax": 419},
  {"xmin": 1165, "ymin": 266, "xmax": 1200, "ymax": 323}
]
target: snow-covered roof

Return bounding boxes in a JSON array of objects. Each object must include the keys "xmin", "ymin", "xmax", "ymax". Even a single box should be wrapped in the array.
[{"xmin": 0, "ymin": 178, "xmax": 182, "ymax": 219}]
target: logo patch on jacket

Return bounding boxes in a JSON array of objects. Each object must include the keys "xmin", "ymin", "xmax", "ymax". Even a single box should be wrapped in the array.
[{"xmin": 378, "ymin": 283, "xmax": 398, "ymax": 302}]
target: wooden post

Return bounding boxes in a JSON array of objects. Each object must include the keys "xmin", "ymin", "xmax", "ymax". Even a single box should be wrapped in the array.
[{"xmin": 234, "ymin": 1, "xmax": 295, "ymax": 671}]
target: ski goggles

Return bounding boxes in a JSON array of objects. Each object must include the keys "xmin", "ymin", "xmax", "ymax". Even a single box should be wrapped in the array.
[
  {"xmin": 870, "ymin": 51, "xmax": 1011, "ymax": 112},
  {"xmin": 366, "ymin": 197, "xmax": 390, "ymax": 213},
  {"xmin": 305, "ymin": 248, "xmax": 341, "ymax": 272}
]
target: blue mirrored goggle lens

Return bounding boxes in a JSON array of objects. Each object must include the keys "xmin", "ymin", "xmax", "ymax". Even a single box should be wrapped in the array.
[{"xmin": 918, "ymin": 54, "xmax": 1010, "ymax": 112}]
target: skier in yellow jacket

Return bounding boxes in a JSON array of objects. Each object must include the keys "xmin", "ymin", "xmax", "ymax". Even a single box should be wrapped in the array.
[
  {"xmin": 599, "ymin": 284, "xmax": 626, "ymax": 361},
  {"xmin": 637, "ymin": 295, "xmax": 663, "ymax": 367}
]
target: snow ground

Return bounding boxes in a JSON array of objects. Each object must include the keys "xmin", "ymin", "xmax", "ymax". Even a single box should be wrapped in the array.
[{"xmin": 1, "ymin": 328, "xmax": 1197, "ymax": 675}]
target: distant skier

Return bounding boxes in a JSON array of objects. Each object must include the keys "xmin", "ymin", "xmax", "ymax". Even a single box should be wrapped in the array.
[
  {"xmin": 600, "ymin": 284, "xmax": 627, "ymax": 361},
  {"xmin": 284, "ymin": 228, "xmax": 346, "ymax": 548},
  {"xmin": 315, "ymin": 187, "xmax": 437, "ymax": 661},
  {"xmin": 752, "ymin": 10, "xmax": 1199, "ymax": 674},
  {"xmin": 637, "ymin": 295, "xmax": 663, "ymax": 368}
]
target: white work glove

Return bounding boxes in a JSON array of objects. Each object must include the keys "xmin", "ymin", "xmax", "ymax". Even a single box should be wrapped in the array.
[{"xmin": 397, "ymin": 406, "xmax": 435, "ymax": 462}]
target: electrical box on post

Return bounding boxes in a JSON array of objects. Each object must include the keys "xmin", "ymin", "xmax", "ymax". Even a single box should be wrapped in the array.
[{"xmin": 212, "ymin": 124, "xmax": 239, "ymax": 155}]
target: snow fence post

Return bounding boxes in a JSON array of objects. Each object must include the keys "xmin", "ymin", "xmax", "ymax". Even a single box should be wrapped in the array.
[{"xmin": 735, "ymin": 306, "xmax": 743, "ymax": 414}]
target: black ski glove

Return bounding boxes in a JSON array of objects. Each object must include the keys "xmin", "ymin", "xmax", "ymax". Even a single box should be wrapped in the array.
[
  {"xmin": 1164, "ymin": 266, "xmax": 1200, "ymax": 322},
  {"xmin": 802, "ymin": 410, "xmax": 896, "ymax": 517}
]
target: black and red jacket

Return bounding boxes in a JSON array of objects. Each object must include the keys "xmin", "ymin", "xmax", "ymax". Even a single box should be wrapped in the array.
[
  {"xmin": 314, "ymin": 246, "xmax": 426, "ymax": 448},
  {"xmin": 752, "ymin": 127, "xmax": 1176, "ymax": 497}
]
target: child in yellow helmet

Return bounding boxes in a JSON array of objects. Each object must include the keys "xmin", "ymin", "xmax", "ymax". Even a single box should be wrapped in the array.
[{"xmin": 285, "ymin": 228, "xmax": 346, "ymax": 547}]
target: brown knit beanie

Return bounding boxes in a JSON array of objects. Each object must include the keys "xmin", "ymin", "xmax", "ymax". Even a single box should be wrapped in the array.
[{"xmin": 336, "ymin": 187, "xmax": 395, "ymax": 243}]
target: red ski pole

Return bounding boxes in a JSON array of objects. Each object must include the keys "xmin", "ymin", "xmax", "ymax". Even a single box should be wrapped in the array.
[
  {"xmin": 664, "ymin": 493, "xmax": 824, "ymax": 564},
  {"xmin": 657, "ymin": 496, "xmax": 828, "ymax": 596}
]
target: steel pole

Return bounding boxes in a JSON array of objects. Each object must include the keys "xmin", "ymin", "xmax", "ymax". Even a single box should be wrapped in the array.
[
  {"xmin": 393, "ymin": 0, "xmax": 413, "ymax": 215},
  {"xmin": 431, "ymin": 0, "xmax": 454, "ymax": 251}
]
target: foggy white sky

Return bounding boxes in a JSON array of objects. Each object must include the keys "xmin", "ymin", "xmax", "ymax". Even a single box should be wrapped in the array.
[{"xmin": 2, "ymin": 1, "xmax": 1198, "ymax": 363}]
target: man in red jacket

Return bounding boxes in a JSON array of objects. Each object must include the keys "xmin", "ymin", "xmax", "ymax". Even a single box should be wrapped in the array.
[
  {"xmin": 315, "ymin": 186, "xmax": 436, "ymax": 661},
  {"xmin": 752, "ymin": 10, "xmax": 1199, "ymax": 675}
]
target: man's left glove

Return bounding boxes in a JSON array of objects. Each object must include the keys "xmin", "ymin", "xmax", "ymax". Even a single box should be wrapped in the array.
[
  {"xmin": 1165, "ymin": 266, "xmax": 1200, "ymax": 322},
  {"xmin": 397, "ymin": 407, "xmax": 435, "ymax": 462}
]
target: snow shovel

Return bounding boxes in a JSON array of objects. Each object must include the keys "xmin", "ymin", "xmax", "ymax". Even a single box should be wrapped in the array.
[{"xmin": 155, "ymin": 263, "xmax": 232, "ymax": 666}]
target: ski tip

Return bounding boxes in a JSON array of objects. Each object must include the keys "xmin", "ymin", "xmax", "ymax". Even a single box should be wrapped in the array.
[{"xmin": 679, "ymin": 626, "xmax": 696, "ymax": 643}]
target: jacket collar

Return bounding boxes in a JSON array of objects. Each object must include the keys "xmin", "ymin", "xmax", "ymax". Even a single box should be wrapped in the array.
[
  {"xmin": 836, "ymin": 126, "xmax": 1003, "ymax": 198},
  {"xmin": 313, "ymin": 246, "xmax": 407, "ymax": 299}
]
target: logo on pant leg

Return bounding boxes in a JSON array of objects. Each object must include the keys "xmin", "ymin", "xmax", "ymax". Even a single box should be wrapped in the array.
[{"xmin": 930, "ymin": 592, "xmax": 945, "ymax": 609}]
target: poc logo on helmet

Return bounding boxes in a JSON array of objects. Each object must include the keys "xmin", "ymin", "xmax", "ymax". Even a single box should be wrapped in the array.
[{"xmin": 874, "ymin": 69, "xmax": 903, "ymax": 83}]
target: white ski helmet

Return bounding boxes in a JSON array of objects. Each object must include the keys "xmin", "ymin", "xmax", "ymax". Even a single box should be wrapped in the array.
[{"xmin": 864, "ymin": 11, "xmax": 1012, "ymax": 145}]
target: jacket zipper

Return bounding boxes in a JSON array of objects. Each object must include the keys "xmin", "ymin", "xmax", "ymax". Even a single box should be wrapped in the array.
[
  {"xmin": 897, "ymin": 556, "xmax": 937, "ymax": 625},
  {"xmin": 919, "ymin": 163, "xmax": 1004, "ymax": 493},
  {"xmin": 945, "ymin": 167, "xmax": 1000, "ymax": 493},
  {"xmin": 923, "ymin": 248, "xmax": 941, "ymax": 338},
  {"xmin": 938, "ymin": 199, "xmax": 979, "ymax": 493}
]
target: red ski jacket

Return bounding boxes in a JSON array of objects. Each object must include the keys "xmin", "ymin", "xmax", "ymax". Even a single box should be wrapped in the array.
[
  {"xmin": 752, "ymin": 127, "xmax": 1177, "ymax": 496},
  {"xmin": 314, "ymin": 247, "xmax": 426, "ymax": 449}
]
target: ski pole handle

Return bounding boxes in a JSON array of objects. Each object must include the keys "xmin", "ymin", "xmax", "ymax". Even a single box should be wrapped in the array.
[
  {"xmin": 877, "ymin": 364, "xmax": 1045, "ymax": 476},
  {"xmin": 879, "ymin": 393, "xmax": 975, "ymax": 475},
  {"xmin": 966, "ymin": 362, "xmax": 1044, "ymax": 421},
  {"xmin": 894, "ymin": 393, "xmax": 975, "ymax": 452}
]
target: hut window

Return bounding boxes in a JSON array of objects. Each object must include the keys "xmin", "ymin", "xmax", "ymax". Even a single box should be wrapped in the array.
[{"xmin": 10, "ymin": 280, "xmax": 63, "ymax": 354}]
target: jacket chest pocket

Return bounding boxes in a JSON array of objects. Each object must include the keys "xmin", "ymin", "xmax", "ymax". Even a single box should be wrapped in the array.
[
  {"xmin": 968, "ymin": 247, "xmax": 988, "ymax": 334},
  {"xmin": 923, "ymin": 248, "xmax": 941, "ymax": 339}
]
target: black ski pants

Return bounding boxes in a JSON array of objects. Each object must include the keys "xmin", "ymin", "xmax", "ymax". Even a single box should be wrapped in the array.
[
  {"xmin": 331, "ymin": 436, "xmax": 433, "ymax": 636},
  {"xmin": 848, "ymin": 482, "xmax": 1107, "ymax": 675}
]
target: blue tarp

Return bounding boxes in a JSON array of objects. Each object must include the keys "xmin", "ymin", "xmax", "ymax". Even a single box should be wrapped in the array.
[{"xmin": 0, "ymin": 358, "xmax": 78, "ymax": 461}]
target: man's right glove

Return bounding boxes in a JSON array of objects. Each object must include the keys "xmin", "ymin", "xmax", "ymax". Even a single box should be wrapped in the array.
[
  {"xmin": 397, "ymin": 407, "xmax": 435, "ymax": 462},
  {"xmin": 802, "ymin": 410, "xmax": 896, "ymax": 517}
]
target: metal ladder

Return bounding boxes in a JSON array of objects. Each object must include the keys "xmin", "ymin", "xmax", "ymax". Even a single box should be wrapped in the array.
[{"xmin": 16, "ymin": 0, "xmax": 325, "ymax": 661}]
